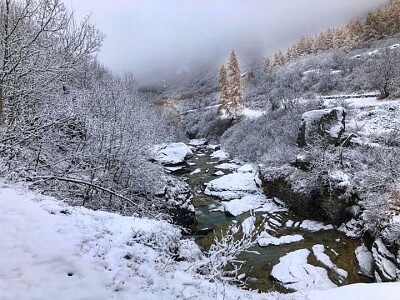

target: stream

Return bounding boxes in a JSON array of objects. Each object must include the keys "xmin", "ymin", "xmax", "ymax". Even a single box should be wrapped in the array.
[{"xmin": 178, "ymin": 142, "xmax": 372, "ymax": 293}]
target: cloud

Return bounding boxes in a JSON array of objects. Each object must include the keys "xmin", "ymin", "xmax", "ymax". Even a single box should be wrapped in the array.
[{"xmin": 67, "ymin": 0, "xmax": 387, "ymax": 83}]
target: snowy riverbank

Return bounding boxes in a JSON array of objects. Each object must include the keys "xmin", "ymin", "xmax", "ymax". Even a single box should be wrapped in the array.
[{"xmin": 1, "ymin": 181, "xmax": 400, "ymax": 299}]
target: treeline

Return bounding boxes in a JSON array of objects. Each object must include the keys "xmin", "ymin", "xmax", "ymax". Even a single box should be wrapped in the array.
[
  {"xmin": 0, "ymin": 0, "xmax": 181, "ymax": 217},
  {"xmin": 267, "ymin": 0, "xmax": 400, "ymax": 68}
]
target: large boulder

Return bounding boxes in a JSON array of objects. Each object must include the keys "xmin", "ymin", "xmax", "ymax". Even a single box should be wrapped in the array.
[
  {"xmin": 153, "ymin": 142, "xmax": 193, "ymax": 165},
  {"xmin": 297, "ymin": 107, "xmax": 346, "ymax": 147}
]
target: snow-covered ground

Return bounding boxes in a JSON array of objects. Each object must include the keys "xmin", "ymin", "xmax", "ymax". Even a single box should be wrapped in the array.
[
  {"xmin": 1, "ymin": 182, "xmax": 400, "ymax": 299},
  {"xmin": 0, "ymin": 183, "xmax": 279, "ymax": 300}
]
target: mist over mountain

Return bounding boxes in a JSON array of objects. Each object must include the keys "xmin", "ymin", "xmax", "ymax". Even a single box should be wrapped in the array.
[{"xmin": 68, "ymin": 0, "xmax": 387, "ymax": 84}]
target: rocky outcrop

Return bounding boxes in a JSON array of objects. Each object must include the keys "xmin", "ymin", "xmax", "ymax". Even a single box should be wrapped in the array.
[
  {"xmin": 297, "ymin": 107, "xmax": 346, "ymax": 147},
  {"xmin": 372, "ymin": 238, "xmax": 400, "ymax": 282},
  {"xmin": 260, "ymin": 165, "xmax": 356, "ymax": 225}
]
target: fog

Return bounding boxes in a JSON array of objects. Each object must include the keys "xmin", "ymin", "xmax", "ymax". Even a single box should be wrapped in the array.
[{"xmin": 68, "ymin": 0, "xmax": 387, "ymax": 83}]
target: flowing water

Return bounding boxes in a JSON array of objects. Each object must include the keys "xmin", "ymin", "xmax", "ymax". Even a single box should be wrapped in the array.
[{"xmin": 180, "ymin": 144, "xmax": 372, "ymax": 293}]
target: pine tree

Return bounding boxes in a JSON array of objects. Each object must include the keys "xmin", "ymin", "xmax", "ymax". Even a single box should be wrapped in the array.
[
  {"xmin": 218, "ymin": 65, "xmax": 230, "ymax": 114},
  {"xmin": 343, "ymin": 20, "xmax": 363, "ymax": 50},
  {"xmin": 227, "ymin": 50, "xmax": 245, "ymax": 119},
  {"xmin": 217, "ymin": 51, "xmax": 246, "ymax": 119}
]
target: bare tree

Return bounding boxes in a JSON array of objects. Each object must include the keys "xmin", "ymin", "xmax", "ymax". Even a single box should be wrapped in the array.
[
  {"xmin": 365, "ymin": 48, "xmax": 400, "ymax": 99},
  {"xmin": 0, "ymin": 0, "xmax": 104, "ymax": 124}
]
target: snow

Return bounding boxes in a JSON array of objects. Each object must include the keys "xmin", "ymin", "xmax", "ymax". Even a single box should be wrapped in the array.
[
  {"xmin": 241, "ymin": 108, "xmax": 265, "ymax": 119},
  {"xmin": 300, "ymin": 107, "xmax": 345, "ymax": 139},
  {"xmin": 312, "ymin": 245, "xmax": 348, "ymax": 282},
  {"xmin": 222, "ymin": 194, "xmax": 284, "ymax": 217},
  {"xmin": 237, "ymin": 163, "xmax": 256, "ymax": 173},
  {"xmin": 285, "ymin": 220, "xmax": 294, "ymax": 227},
  {"xmin": 258, "ymin": 232, "xmax": 303, "ymax": 247},
  {"xmin": 338, "ymin": 219, "xmax": 363, "ymax": 238},
  {"xmin": 303, "ymin": 69, "xmax": 319, "ymax": 76},
  {"xmin": 154, "ymin": 142, "xmax": 193, "ymax": 165},
  {"xmin": 207, "ymin": 144, "xmax": 220, "ymax": 150},
  {"xmin": 346, "ymin": 97, "xmax": 399, "ymax": 108},
  {"xmin": 368, "ymin": 49, "xmax": 380, "ymax": 56},
  {"xmin": 242, "ymin": 216, "xmax": 256, "ymax": 236},
  {"xmin": 214, "ymin": 171, "xmax": 225, "ymax": 176},
  {"xmin": 2, "ymin": 183, "xmax": 400, "ymax": 300},
  {"xmin": 0, "ymin": 183, "xmax": 286, "ymax": 300},
  {"xmin": 210, "ymin": 149, "xmax": 230, "ymax": 160},
  {"xmin": 164, "ymin": 165, "xmax": 184, "ymax": 172},
  {"xmin": 299, "ymin": 220, "xmax": 334, "ymax": 232},
  {"xmin": 190, "ymin": 168, "xmax": 201, "ymax": 175},
  {"xmin": 330, "ymin": 70, "xmax": 342, "ymax": 75},
  {"xmin": 0, "ymin": 184, "xmax": 177, "ymax": 299},
  {"xmin": 329, "ymin": 169, "xmax": 351, "ymax": 188},
  {"xmin": 355, "ymin": 244, "xmax": 374, "ymax": 278},
  {"xmin": 204, "ymin": 172, "xmax": 259, "ymax": 200},
  {"xmin": 271, "ymin": 249, "xmax": 336, "ymax": 291},
  {"xmin": 188, "ymin": 139, "xmax": 207, "ymax": 146},
  {"xmin": 372, "ymin": 239, "xmax": 397, "ymax": 281},
  {"xmin": 215, "ymin": 162, "xmax": 241, "ymax": 170},
  {"xmin": 304, "ymin": 282, "xmax": 400, "ymax": 300}
]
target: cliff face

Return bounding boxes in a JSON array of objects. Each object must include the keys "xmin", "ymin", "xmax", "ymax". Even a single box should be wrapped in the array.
[{"xmin": 260, "ymin": 165, "xmax": 356, "ymax": 225}]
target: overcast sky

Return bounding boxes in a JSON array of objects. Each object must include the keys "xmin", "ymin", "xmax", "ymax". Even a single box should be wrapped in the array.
[{"xmin": 67, "ymin": 0, "xmax": 387, "ymax": 83}]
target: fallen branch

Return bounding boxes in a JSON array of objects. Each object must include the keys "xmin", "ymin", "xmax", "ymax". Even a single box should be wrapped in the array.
[{"xmin": 34, "ymin": 176, "xmax": 137, "ymax": 207}]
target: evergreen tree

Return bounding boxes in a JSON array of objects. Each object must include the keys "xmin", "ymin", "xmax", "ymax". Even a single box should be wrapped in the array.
[
  {"xmin": 227, "ymin": 50, "xmax": 245, "ymax": 119},
  {"xmin": 218, "ymin": 65, "xmax": 230, "ymax": 113},
  {"xmin": 218, "ymin": 51, "xmax": 245, "ymax": 119}
]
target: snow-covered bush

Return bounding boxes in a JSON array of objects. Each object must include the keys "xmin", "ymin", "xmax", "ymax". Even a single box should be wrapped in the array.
[
  {"xmin": 221, "ymin": 101, "xmax": 320, "ymax": 164},
  {"xmin": 0, "ymin": 2, "xmax": 185, "ymax": 218},
  {"xmin": 194, "ymin": 218, "xmax": 260, "ymax": 284}
]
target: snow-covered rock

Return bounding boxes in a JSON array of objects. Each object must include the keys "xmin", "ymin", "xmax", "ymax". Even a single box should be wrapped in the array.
[
  {"xmin": 355, "ymin": 244, "xmax": 374, "ymax": 278},
  {"xmin": 164, "ymin": 166, "xmax": 184, "ymax": 172},
  {"xmin": 271, "ymin": 249, "xmax": 336, "ymax": 291},
  {"xmin": 312, "ymin": 245, "xmax": 348, "ymax": 282},
  {"xmin": 207, "ymin": 144, "xmax": 220, "ymax": 150},
  {"xmin": 210, "ymin": 149, "xmax": 229, "ymax": 160},
  {"xmin": 214, "ymin": 171, "xmax": 225, "ymax": 176},
  {"xmin": 204, "ymin": 172, "xmax": 259, "ymax": 201},
  {"xmin": 188, "ymin": 139, "xmax": 207, "ymax": 146},
  {"xmin": 258, "ymin": 232, "xmax": 303, "ymax": 247},
  {"xmin": 338, "ymin": 219, "xmax": 363, "ymax": 238},
  {"xmin": 237, "ymin": 163, "xmax": 256, "ymax": 173},
  {"xmin": 297, "ymin": 107, "xmax": 346, "ymax": 147},
  {"xmin": 214, "ymin": 162, "xmax": 241, "ymax": 171},
  {"xmin": 190, "ymin": 168, "xmax": 201, "ymax": 175},
  {"xmin": 299, "ymin": 220, "xmax": 334, "ymax": 232},
  {"xmin": 221, "ymin": 194, "xmax": 284, "ymax": 217},
  {"xmin": 372, "ymin": 238, "xmax": 398, "ymax": 281},
  {"xmin": 154, "ymin": 142, "xmax": 193, "ymax": 165}
]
